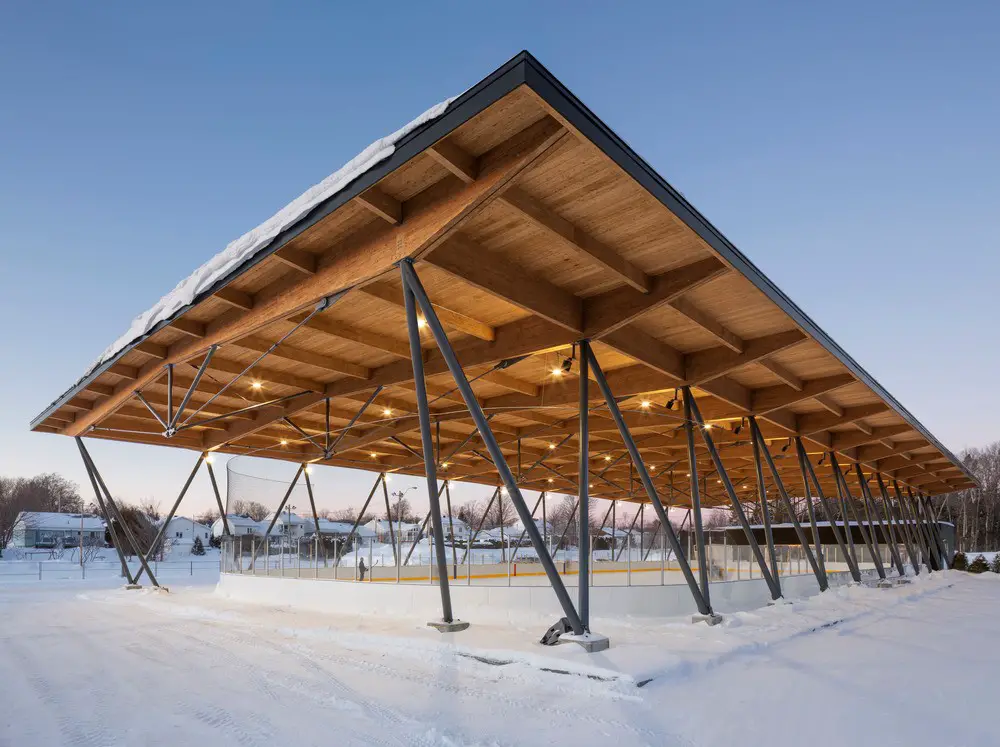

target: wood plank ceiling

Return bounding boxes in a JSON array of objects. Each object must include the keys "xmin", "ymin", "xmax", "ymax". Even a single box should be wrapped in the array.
[{"xmin": 31, "ymin": 58, "xmax": 975, "ymax": 506}]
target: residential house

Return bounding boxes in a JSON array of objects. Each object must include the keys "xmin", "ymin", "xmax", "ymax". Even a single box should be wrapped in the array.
[
  {"xmin": 163, "ymin": 517, "xmax": 211, "ymax": 548},
  {"xmin": 9, "ymin": 511, "xmax": 104, "ymax": 548}
]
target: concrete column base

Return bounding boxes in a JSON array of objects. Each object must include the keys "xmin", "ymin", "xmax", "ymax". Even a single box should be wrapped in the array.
[
  {"xmin": 560, "ymin": 632, "xmax": 610, "ymax": 653},
  {"xmin": 427, "ymin": 619, "xmax": 470, "ymax": 633},
  {"xmin": 692, "ymin": 613, "xmax": 724, "ymax": 626},
  {"xmin": 124, "ymin": 584, "xmax": 143, "ymax": 590}
]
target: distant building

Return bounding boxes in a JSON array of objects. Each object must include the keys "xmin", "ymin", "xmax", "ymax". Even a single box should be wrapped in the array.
[
  {"xmin": 212, "ymin": 515, "xmax": 267, "ymax": 538},
  {"xmin": 367, "ymin": 519, "xmax": 421, "ymax": 543},
  {"xmin": 163, "ymin": 517, "xmax": 211, "ymax": 547},
  {"xmin": 9, "ymin": 511, "xmax": 104, "ymax": 548}
]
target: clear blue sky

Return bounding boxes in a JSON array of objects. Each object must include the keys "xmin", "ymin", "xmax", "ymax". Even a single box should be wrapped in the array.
[{"xmin": 1, "ymin": 1, "xmax": 997, "ymax": 518}]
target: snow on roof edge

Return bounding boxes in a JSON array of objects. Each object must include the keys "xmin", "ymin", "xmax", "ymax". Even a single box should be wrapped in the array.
[{"xmin": 36, "ymin": 94, "xmax": 457, "ymax": 423}]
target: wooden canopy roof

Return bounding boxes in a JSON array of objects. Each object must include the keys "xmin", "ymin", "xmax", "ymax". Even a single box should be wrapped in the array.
[{"xmin": 31, "ymin": 52, "xmax": 976, "ymax": 504}]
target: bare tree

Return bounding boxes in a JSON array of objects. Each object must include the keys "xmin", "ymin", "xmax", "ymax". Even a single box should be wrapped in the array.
[{"xmin": 229, "ymin": 499, "xmax": 270, "ymax": 522}]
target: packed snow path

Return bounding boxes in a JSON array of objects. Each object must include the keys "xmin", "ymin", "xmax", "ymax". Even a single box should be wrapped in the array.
[{"xmin": 0, "ymin": 572, "xmax": 993, "ymax": 746}]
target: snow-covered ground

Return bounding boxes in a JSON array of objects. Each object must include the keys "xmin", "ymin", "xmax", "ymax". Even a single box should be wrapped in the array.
[{"xmin": 0, "ymin": 570, "xmax": 993, "ymax": 746}]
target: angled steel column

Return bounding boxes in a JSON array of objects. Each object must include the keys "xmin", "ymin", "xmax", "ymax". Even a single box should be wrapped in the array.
[
  {"xmin": 578, "ymin": 339, "xmax": 591, "ymax": 630},
  {"xmin": 918, "ymin": 493, "xmax": 948, "ymax": 569},
  {"xmin": 551, "ymin": 498, "xmax": 581, "ymax": 557},
  {"xmin": 77, "ymin": 438, "xmax": 159, "ymax": 587},
  {"xmin": 588, "ymin": 349, "xmax": 711, "ymax": 616},
  {"xmin": 402, "ymin": 264, "xmax": 454, "ymax": 623},
  {"xmin": 400, "ymin": 260, "xmax": 583, "ymax": 634},
  {"xmin": 794, "ymin": 439, "xmax": 829, "ymax": 581},
  {"xmin": 79, "ymin": 444, "xmax": 134, "ymax": 584},
  {"xmin": 839, "ymin": 470, "xmax": 886, "ymax": 580},
  {"xmin": 460, "ymin": 486, "xmax": 500, "ymax": 564},
  {"xmin": 509, "ymin": 492, "xmax": 545, "ymax": 564},
  {"xmin": 381, "ymin": 476, "xmax": 397, "ymax": 566},
  {"xmin": 853, "ymin": 465, "xmax": 889, "ymax": 572},
  {"xmin": 907, "ymin": 490, "xmax": 935, "ymax": 570},
  {"xmin": 830, "ymin": 455, "xmax": 883, "ymax": 579},
  {"xmin": 926, "ymin": 495, "xmax": 951, "ymax": 569},
  {"xmin": 205, "ymin": 459, "xmax": 231, "ymax": 536},
  {"xmin": 682, "ymin": 393, "xmax": 712, "ymax": 608},
  {"xmin": 892, "ymin": 480, "xmax": 921, "ymax": 575},
  {"xmin": 303, "ymin": 466, "xmax": 321, "ymax": 537},
  {"xmin": 877, "ymin": 475, "xmax": 916, "ymax": 575},
  {"xmin": 828, "ymin": 456, "xmax": 860, "ymax": 572},
  {"xmin": 132, "ymin": 454, "xmax": 206, "ymax": 584},
  {"xmin": 870, "ymin": 475, "xmax": 906, "ymax": 576},
  {"xmin": 444, "ymin": 481, "xmax": 458, "ymax": 576},
  {"xmin": 249, "ymin": 464, "xmax": 304, "ymax": 569},
  {"xmin": 797, "ymin": 439, "xmax": 860, "ymax": 583},
  {"xmin": 689, "ymin": 392, "xmax": 780, "ymax": 599},
  {"xmin": 614, "ymin": 505, "xmax": 642, "ymax": 563},
  {"xmin": 749, "ymin": 420, "xmax": 781, "ymax": 585},
  {"xmin": 749, "ymin": 418, "xmax": 826, "ymax": 590},
  {"xmin": 895, "ymin": 482, "xmax": 927, "ymax": 571},
  {"xmin": 338, "ymin": 472, "xmax": 386, "ymax": 566}
]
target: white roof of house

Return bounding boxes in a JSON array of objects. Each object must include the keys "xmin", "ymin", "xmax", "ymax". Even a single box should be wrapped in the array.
[
  {"xmin": 16, "ymin": 511, "xmax": 103, "ymax": 531},
  {"xmin": 165, "ymin": 516, "xmax": 211, "ymax": 530},
  {"xmin": 270, "ymin": 512, "xmax": 310, "ymax": 525},
  {"xmin": 368, "ymin": 519, "xmax": 420, "ymax": 532},
  {"xmin": 314, "ymin": 519, "xmax": 375, "ymax": 537}
]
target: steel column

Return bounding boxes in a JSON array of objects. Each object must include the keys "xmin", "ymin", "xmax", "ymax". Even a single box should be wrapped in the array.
[
  {"xmin": 918, "ymin": 493, "xmax": 948, "ymax": 569},
  {"xmin": 460, "ymin": 486, "xmax": 500, "ymax": 564},
  {"xmin": 891, "ymin": 485, "xmax": 921, "ymax": 574},
  {"xmin": 402, "ymin": 264, "xmax": 454, "ymax": 622},
  {"xmin": 682, "ymin": 392, "xmax": 712, "ymax": 607},
  {"xmin": 79, "ymin": 444, "xmax": 134, "ymax": 584},
  {"xmin": 338, "ymin": 473, "xmax": 386, "ymax": 566},
  {"xmin": 871, "ymin": 475, "xmax": 906, "ymax": 576},
  {"xmin": 509, "ymin": 492, "xmax": 545, "ymax": 564},
  {"xmin": 749, "ymin": 418, "xmax": 826, "ymax": 590},
  {"xmin": 797, "ymin": 439, "xmax": 860, "ymax": 583},
  {"xmin": 853, "ymin": 465, "xmax": 888, "ymax": 572},
  {"xmin": 206, "ymin": 460, "xmax": 231, "ymax": 536},
  {"xmin": 839, "ymin": 470, "xmax": 886, "ymax": 579},
  {"xmin": 249, "ymin": 464, "xmax": 304, "ymax": 569},
  {"xmin": 689, "ymin": 392, "xmax": 780, "ymax": 599},
  {"xmin": 829, "ymin": 458, "xmax": 860, "ymax": 573},
  {"xmin": 401, "ymin": 260, "xmax": 584, "ymax": 635},
  {"xmin": 304, "ymin": 467, "xmax": 321, "ymax": 537},
  {"xmin": 905, "ymin": 488, "xmax": 937, "ymax": 570},
  {"xmin": 877, "ymin": 475, "xmax": 915, "ymax": 575},
  {"xmin": 893, "ymin": 482, "xmax": 926, "ymax": 572},
  {"xmin": 381, "ymin": 476, "xmax": 397, "ymax": 566},
  {"xmin": 577, "ymin": 339, "xmax": 591, "ymax": 629},
  {"xmin": 794, "ymin": 441, "xmax": 829, "ymax": 582},
  {"xmin": 77, "ymin": 438, "xmax": 160, "ymax": 587},
  {"xmin": 926, "ymin": 495, "xmax": 950, "ymax": 568},
  {"xmin": 132, "ymin": 454, "xmax": 206, "ymax": 584},
  {"xmin": 749, "ymin": 419, "xmax": 781, "ymax": 586},
  {"xmin": 587, "ymin": 348, "xmax": 711, "ymax": 616}
]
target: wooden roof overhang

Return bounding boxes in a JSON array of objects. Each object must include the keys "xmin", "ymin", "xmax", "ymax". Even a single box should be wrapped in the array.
[{"xmin": 30, "ymin": 52, "xmax": 976, "ymax": 506}]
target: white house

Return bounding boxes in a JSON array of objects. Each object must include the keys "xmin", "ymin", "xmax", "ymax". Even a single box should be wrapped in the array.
[
  {"xmin": 367, "ymin": 519, "xmax": 421, "ymax": 543},
  {"xmin": 438, "ymin": 516, "xmax": 470, "ymax": 541},
  {"xmin": 212, "ymin": 515, "xmax": 267, "ymax": 538},
  {"xmin": 163, "ymin": 517, "xmax": 211, "ymax": 547},
  {"xmin": 9, "ymin": 511, "xmax": 104, "ymax": 548},
  {"xmin": 268, "ymin": 512, "xmax": 311, "ymax": 540},
  {"xmin": 511, "ymin": 517, "xmax": 554, "ymax": 538}
]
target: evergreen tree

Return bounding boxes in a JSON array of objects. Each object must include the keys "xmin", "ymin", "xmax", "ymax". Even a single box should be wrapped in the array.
[
  {"xmin": 968, "ymin": 554, "xmax": 988, "ymax": 574},
  {"xmin": 191, "ymin": 536, "xmax": 206, "ymax": 556},
  {"xmin": 990, "ymin": 554, "xmax": 1000, "ymax": 574},
  {"xmin": 952, "ymin": 551, "xmax": 968, "ymax": 571}
]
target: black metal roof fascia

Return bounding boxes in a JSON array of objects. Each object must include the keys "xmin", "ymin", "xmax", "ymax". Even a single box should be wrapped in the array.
[{"xmin": 519, "ymin": 53, "xmax": 974, "ymax": 487}]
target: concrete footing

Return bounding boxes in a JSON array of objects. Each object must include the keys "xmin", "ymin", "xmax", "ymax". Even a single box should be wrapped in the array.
[
  {"xmin": 427, "ymin": 619, "xmax": 470, "ymax": 633},
  {"xmin": 692, "ymin": 613, "xmax": 724, "ymax": 626},
  {"xmin": 560, "ymin": 632, "xmax": 610, "ymax": 653},
  {"xmin": 124, "ymin": 584, "xmax": 143, "ymax": 590}
]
